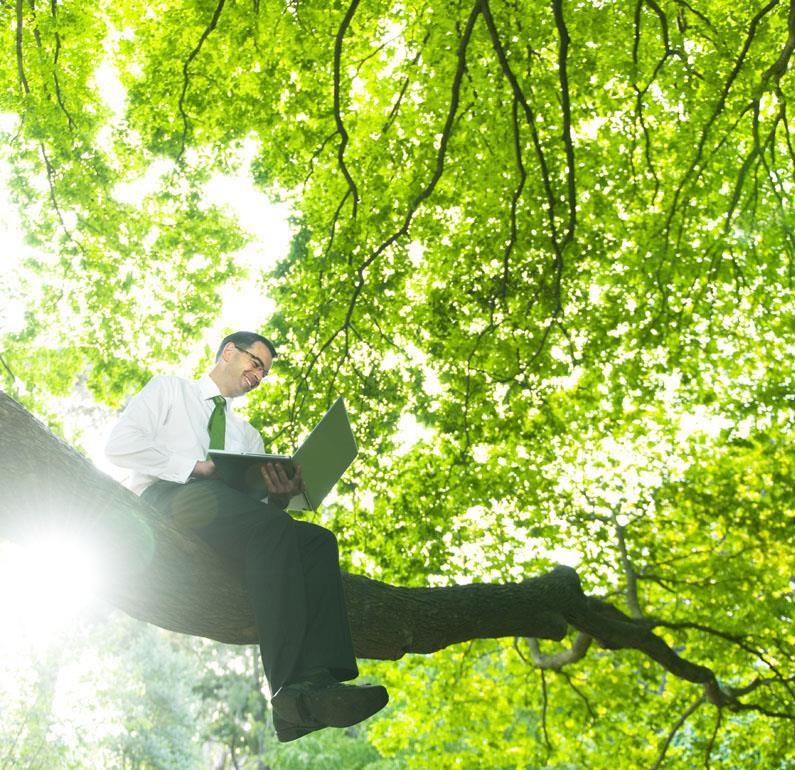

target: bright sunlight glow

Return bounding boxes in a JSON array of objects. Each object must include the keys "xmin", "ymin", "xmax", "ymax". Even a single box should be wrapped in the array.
[{"xmin": 0, "ymin": 538, "xmax": 103, "ymax": 650}]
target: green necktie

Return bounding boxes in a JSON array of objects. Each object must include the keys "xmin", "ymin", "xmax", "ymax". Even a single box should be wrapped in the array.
[{"xmin": 207, "ymin": 395, "xmax": 226, "ymax": 450}]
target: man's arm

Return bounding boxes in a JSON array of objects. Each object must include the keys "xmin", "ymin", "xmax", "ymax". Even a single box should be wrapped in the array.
[{"xmin": 105, "ymin": 376, "xmax": 198, "ymax": 484}]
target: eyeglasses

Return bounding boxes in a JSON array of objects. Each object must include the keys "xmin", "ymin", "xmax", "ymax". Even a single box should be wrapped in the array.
[{"xmin": 234, "ymin": 345, "xmax": 270, "ymax": 377}]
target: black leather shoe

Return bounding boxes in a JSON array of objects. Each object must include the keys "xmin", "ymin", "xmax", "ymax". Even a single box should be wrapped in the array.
[
  {"xmin": 271, "ymin": 676, "xmax": 388, "ymax": 743},
  {"xmin": 272, "ymin": 711, "xmax": 325, "ymax": 743}
]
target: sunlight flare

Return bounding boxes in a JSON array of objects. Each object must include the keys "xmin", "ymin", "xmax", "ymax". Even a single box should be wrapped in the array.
[{"xmin": 0, "ymin": 537, "xmax": 103, "ymax": 646}]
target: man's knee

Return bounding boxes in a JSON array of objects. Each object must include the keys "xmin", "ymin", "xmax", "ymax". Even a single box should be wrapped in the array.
[
  {"xmin": 244, "ymin": 504, "xmax": 299, "ymax": 545},
  {"xmin": 296, "ymin": 520, "xmax": 339, "ymax": 556}
]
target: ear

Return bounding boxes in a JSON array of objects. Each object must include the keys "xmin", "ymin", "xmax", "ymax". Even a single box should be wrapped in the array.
[{"xmin": 221, "ymin": 342, "xmax": 237, "ymax": 362}]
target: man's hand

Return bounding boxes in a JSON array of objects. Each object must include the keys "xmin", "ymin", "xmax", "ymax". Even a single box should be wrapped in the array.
[
  {"xmin": 191, "ymin": 459, "xmax": 217, "ymax": 478},
  {"xmin": 261, "ymin": 463, "xmax": 303, "ymax": 508}
]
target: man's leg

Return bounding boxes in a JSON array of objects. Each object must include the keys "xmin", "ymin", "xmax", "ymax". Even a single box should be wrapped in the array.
[
  {"xmin": 142, "ymin": 479, "xmax": 355, "ymax": 690},
  {"xmin": 238, "ymin": 510, "xmax": 358, "ymax": 690},
  {"xmin": 142, "ymin": 479, "xmax": 386, "ymax": 742},
  {"xmin": 264, "ymin": 518, "xmax": 387, "ymax": 741},
  {"xmin": 249, "ymin": 518, "xmax": 359, "ymax": 684}
]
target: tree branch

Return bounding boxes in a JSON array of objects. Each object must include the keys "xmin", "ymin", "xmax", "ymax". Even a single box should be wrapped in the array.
[
  {"xmin": 631, "ymin": 0, "xmax": 676, "ymax": 202},
  {"xmin": 49, "ymin": 0, "xmax": 75, "ymax": 131},
  {"xmin": 480, "ymin": 0, "xmax": 557, "ymax": 245},
  {"xmin": 704, "ymin": 705, "xmax": 722, "ymax": 768},
  {"xmin": 762, "ymin": 0, "xmax": 795, "ymax": 85},
  {"xmin": 302, "ymin": 129, "xmax": 337, "ymax": 188},
  {"xmin": 177, "ymin": 0, "xmax": 227, "ymax": 163},
  {"xmin": 479, "ymin": 2, "xmax": 570, "ymax": 373},
  {"xmin": 379, "ymin": 34, "xmax": 428, "ymax": 138},
  {"xmin": 499, "ymin": 96, "xmax": 526, "ymax": 300},
  {"xmin": 524, "ymin": 632, "xmax": 592, "ymax": 670},
  {"xmin": 671, "ymin": 0, "xmax": 719, "ymax": 43},
  {"xmin": 27, "ymin": 0, "xmax": 76, "ymax": 130},
  {"xmin": 0, "ymin": 353, "xmax": 18, "ymax": 383},
  {"xmin": 552, "ymin": 0, "xmax": 576, "ymax": 249},
  {"xmin": 559, "ymin": 668, "xmax": 597, "ymax": 720},
  {"xmin": 567, "ymin": 596, "xmax": 716, "ymax": 686},
  {"xmin": 293, "ymin": 1, "xmax": 482, "ymax": 406},
  {"xmin": 37, "ymin": 142, "xmax": 85, "ymax": 259},
  {"xmin": 540, "ymin": 668, "xmax": 552, "ymax": 752},
  {"xmin": 0, "ymin": 387, "xmax": 762, "ymax": 700},
  {"xmin": 651, "ymin": 695, "xmax": 704, "ymax": 770},
  {"xmin": 610, "ymin": 505, "xmax": 643, "ymax": 618},
  {"xmin": 16, "ymin": 0, "xmax": 30, "ymax": 95},
  {"xmin": 662, "ymin": 0, "xmax": 780, "ymax": 245},
  {"xmin": 332, "ymin": 0, "xmax": 361, "ymax": 218}
]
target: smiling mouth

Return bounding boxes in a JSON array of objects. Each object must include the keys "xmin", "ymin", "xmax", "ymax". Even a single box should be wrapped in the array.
[{"xmin": 243, "ymin": 373, "xmax": 258, "ymax": 390}]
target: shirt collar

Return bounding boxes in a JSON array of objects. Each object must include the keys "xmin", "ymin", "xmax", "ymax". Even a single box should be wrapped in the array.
[{"xmin": 198, "ymin": 373, "xmax": 226, "ymax": 404}]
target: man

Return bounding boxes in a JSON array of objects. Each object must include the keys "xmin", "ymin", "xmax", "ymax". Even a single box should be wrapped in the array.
[{"xmin": 105, "ymin": 331, "xmax": 388, "ymax": 742}]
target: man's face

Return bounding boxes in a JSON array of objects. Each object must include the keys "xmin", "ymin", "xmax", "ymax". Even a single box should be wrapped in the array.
[{"xmin": 221, "ymin": 341, "xmax": 274, "ymax": 398}]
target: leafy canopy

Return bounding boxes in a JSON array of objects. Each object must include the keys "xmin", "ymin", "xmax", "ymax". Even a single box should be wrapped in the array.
[{"xmin": 2, "ymin": 0, "xmax": 794, "ymax": 766}]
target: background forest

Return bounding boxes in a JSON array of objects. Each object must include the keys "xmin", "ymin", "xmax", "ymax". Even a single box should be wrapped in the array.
[{"xmin": 1, "ymin": 0, "xmax": 795, "ymax": 767}]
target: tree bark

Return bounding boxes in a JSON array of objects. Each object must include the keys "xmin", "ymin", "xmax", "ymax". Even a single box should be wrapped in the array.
[{"xmin": 0, "ymin": 390, "xmax": 718, "ymax": 691}]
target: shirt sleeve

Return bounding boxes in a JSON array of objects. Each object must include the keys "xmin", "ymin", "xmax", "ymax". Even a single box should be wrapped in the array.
[
  {"xmin": 243, "ymin": 423, "xmax": 265, "ymax": 454},
  {"xmin": 105, "ymin": 376, "xmax": 197, "ymax": 484}
]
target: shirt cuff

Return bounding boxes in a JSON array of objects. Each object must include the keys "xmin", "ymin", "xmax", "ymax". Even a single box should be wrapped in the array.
[{"xmin": 161, "ymin": 455, "xmax": 198, "ymax": 485}]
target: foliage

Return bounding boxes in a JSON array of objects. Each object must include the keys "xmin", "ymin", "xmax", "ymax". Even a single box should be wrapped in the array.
[
  {"xmin": 0, "ymin": 600, "xmax": 201, "ymax": 770},
  {"xmin": 0, "ymin": 603, "xmax": 398, "ymax": 770},
  {"xmin": 2, "ymin": 0, "xmax": 795, "ymax": 766}
]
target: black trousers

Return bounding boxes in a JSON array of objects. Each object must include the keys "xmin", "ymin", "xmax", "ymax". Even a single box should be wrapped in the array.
[{"xmin": 141, "ymin": 479, "xmax": 358, "ymax": 693}]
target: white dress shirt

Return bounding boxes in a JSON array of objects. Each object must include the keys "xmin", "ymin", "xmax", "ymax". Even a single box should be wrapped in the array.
[{"xmin": 105, "ymin": 373, "xmax": 264, "ymax": 495}]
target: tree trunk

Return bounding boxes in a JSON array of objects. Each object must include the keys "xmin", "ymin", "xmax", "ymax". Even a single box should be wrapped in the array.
[{"xmin": 0, "ymin": 390, "xmax": 720, "ymax": 693}]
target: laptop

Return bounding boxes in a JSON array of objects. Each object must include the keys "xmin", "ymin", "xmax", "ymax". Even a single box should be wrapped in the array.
[{"xmin": 209, "ymin": 397, "xmax": 358, "ymax": 511}]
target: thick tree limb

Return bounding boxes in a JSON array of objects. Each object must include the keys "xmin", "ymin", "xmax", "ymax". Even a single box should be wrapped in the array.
[
  {"xmin": 0, "ymin": 388, "xmax": 572, "ymax": 659},
  {"xmin": 0, "ymin": 388, "xmax": 770, "ymax": 702}
]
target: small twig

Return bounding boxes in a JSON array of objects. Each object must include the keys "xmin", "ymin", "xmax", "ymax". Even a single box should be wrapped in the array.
[
  {"xmin": 16, "ymin": 0, "xmax": 30, "ymax": 95},
  {"xmin": 0, "ymin": 352, "xmax": 18, "ymax": 382},
  {"xmin": 651, "ymin": 695, "xmax": 704, "ymax": 770},
  {"xmin": 704, "ymin": 705, "xmax": 722, "ymax": 768},
  {"xmin": 559, "ymin": 669, "xmax": 597, "ymax": 721},
  {"xmin": 661, "ymin": 0, "xmax": 780, "ymax": 253},
  {"xmin": 540, "ymin": 668, "xmax": 552, "ymax": 753},
  {"xmin": 610, "ymin": 504, "xmax": 643, "ymax": 618},
  {"xmin": 177, "ymin": 0, "xmax": 227, "ymax": 163},
  {"xmin": 650, "ymin": 618, "xmax": 746, "ymax": 645}
]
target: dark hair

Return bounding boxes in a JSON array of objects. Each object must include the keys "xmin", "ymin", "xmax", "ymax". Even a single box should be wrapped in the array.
[{"xmin": 216, "ymin": 331, "xmax": 278, "ymax": 361}]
